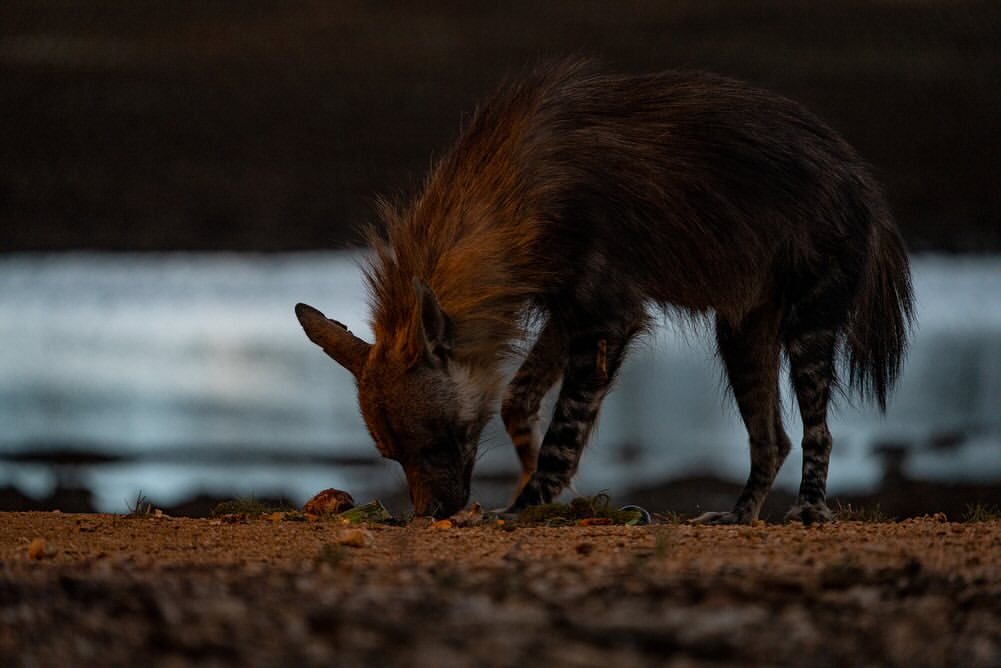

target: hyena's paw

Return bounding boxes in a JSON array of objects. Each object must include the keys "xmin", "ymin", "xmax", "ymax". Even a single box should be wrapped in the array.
[
  {"xmin": 689, "ymin": 510, "xmax": 753, "ymax": 526},
  {"xmin": 502, "ymin": 480, "xmax": 547, "ymax": 515},
  {"xmin": 784, "ymin": 501, "xmax": 835, "ymax": 525}
]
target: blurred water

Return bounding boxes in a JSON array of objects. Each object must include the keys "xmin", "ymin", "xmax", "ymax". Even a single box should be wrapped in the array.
[{"xmin": 1, "ymin": 252, "xmax": 999, "ymax": 511}]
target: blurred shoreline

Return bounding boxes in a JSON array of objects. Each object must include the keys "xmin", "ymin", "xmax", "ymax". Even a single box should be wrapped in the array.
[{"xmin": 2, "ymin": 251, "xmax": 1000, "ymax": 515}]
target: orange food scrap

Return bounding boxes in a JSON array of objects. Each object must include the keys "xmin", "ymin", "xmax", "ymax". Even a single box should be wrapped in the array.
[
  {"xmin": 431, "ymin": 519, "xmax": 455, "ymax": 530},
  {"xmin": 577, "ymin": 518, "xmax": 613, "ymax": 526}
]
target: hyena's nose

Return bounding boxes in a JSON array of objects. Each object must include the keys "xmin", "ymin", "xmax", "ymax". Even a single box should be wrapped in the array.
[
  {"xmin": 410, "ymin": 490, "xmax": 429, "ymax": 516},
  {"xmin": 411, "ymin": 491, "xmax": 463, "ymax": 518},
  {"xmin": 429, "ymin": 498, "xmax": 465, "ymax": 519},
  {"xmin": 409, "ymin": 487, "xmax": 444, "ymax": 517}
]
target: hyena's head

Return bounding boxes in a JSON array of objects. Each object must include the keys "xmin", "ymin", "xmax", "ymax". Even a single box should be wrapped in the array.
[{"xmin": 295, "ymin": 280, "xmax": 491, "ymax": 518}]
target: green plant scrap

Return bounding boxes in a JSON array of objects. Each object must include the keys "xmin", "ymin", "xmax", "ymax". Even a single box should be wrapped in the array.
[
  {"xmin": 516, "ymin": 493, "xmax": 644, "ymax": 527},
  {"xmin": 335, "ymin": 500, "xmax": 393, "ymax": 524}
]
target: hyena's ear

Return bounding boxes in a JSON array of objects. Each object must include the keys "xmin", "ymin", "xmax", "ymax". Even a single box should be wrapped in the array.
[
  {"xmin": 294, "ymin": 303, "xmax": 371, "ymax": 377},
  {"xmin": 413, "ymin": 278, "xmax": 452, "ymax": 365}
]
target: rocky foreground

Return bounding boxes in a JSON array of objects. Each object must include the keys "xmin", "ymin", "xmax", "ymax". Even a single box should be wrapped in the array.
[{"xmin": 2, "ymin": 513, "xmax": 1000, "ymax": 667}]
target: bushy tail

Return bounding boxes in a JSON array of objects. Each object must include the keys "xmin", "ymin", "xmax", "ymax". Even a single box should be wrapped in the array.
[{"xmin": 846, "ymin": 219, "xmax": 915, "ymax": 411}]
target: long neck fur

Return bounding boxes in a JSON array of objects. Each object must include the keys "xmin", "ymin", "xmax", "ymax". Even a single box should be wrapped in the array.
[{"xmin": 362, "ymin": 65, "xmax": 573, "ymax": 378}]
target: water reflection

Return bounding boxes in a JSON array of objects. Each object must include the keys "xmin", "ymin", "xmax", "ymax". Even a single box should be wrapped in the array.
[{"xmin": 1, "ymin": 253, "xmax": 999, "ymax": 512}]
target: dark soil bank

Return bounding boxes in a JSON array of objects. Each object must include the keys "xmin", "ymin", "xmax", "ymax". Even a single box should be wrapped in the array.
[
  {"xmin": 3, "ymin": 513, "xmax": 1000, "ymax": 667},
  {"xmin": 2, "ymin": 2, "xmax": 999, "ymax": 252}
]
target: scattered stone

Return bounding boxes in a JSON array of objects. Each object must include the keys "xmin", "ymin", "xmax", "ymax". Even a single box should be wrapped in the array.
[
  {"xmin": 335, "ymin": 529, "xmax": 373, "ymax": 548},
  {"xmin": 27, "ymin": 538, "xmax": 47, "ymax": 560},
  {"xmin": 2, "ymin": 512, "xmax": 1000, "ymax": 665},
  {"xmin": 27, "ymin": 536, "xmax": 47, "ymax": 560}
]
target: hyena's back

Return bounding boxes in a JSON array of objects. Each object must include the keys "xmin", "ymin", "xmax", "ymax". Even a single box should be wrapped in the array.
[{"xmin": 474, "ymin": 64, "xmax": 895, "ymax": 325}]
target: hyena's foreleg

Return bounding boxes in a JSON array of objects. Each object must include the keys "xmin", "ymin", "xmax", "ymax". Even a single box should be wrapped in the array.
[
  {"xmin": 693, "ymin": 307, "xmax": 791, "ymax": 525},
  {"xmin": 500, "ymin": 321, "xmax": 567, "ymax": 497},
  {"xmin": 506, "ymin": 317, "xmax": 643, "ymax": 512}
]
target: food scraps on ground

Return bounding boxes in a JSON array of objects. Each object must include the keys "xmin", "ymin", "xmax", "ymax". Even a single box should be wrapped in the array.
[
  {"xmin": 448, "ymin": 502, "xmax": 485, "ymax": 527},
  {"xmin": 516, "ymin": 494, "xmax": 646, "ymax": 527},
  {"xmin": 217, "ymin": 489, "xmax": 647, "ymax": 529},
  {"xmin": 335, "ymin": 500, "xmax": 392, "ymax": 524},
  {"xmin": 302, "ymin": 488, "xmax": 355, "ymax": 516}
]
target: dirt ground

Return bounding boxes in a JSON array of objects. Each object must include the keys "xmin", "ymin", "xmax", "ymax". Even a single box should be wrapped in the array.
[{"xmin": 2, "ymin": 512, "xmax": 1000, "ymax": 667}]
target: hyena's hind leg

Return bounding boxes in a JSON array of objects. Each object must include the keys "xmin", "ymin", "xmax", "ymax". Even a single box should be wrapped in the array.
[
  {"xmin": 781, "ymin": 262, "xmax": 859, "ymax": 524},
  {"xmin": 500, "ymin": 321, "xmax": 568, "ymax": 498},
  {"xmin": 693, "ymin": 307, "xmax": 792, "ymax": 525},
  {"xmin": 783, "ymin": 323, "xmax": 840, "ymax": 524},
  {"xmin": 506, "ymin": 315, "xmax": 645, "ymax": 512}
]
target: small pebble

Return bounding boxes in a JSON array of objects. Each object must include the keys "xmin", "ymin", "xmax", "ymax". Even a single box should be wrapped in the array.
[
  {"xmin": 27, "ymin": 538, "xmax": 47, "ymax": 560},
  {"xmin": 336, "ymin": 529, "xmax": 373, "ymax": 548}
]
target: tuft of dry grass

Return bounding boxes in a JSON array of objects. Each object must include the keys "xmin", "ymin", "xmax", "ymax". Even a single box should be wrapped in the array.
[
  {"xmin": 652, "ymin": 510, "xmax": 685, "ymax": 525},
  {"xmin": 833, "ymin": 501, "xmax": 893, "ymax": 523},
  {"xmin": 211, "ymin": 497, "xmax": 294, "ymax": 518},
  {"xmin": 963, "ymin": 503, "xmax": 1001, "ymax": 523},
  {"xmin": 125, "ymin": 491, "xmax": 155, "ymax": 518}
]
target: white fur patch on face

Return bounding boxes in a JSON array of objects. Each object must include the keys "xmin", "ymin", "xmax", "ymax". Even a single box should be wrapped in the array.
[{"xmin": 447, "ymin": 362, "xmax": 494, "ymax": 426}]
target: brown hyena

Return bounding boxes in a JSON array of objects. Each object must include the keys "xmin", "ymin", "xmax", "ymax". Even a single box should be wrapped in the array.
[{"xmin": 296, "ymin": 60, "xmax": 913, "ymax": 524}]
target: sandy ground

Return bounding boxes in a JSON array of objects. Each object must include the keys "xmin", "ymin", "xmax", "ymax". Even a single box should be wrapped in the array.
[{"xmin": 2, "ymin": 512, "xmax": 1000, "ymax": 667}]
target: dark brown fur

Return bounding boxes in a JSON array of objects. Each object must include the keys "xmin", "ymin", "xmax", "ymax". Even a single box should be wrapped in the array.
[{"xmin": 297, "ymin": 60, "xmax": 913, "ymax": 521}]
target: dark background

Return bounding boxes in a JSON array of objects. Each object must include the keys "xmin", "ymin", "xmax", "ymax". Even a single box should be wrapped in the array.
[{"xmin": 2, "ymin": 1, "xmax": 999, "ymax": 253}]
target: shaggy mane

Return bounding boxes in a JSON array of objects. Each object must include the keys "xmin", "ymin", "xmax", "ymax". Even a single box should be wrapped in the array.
[{"xmin": 362, "ymin": 62, "xmax": 591, "ymax": 369}]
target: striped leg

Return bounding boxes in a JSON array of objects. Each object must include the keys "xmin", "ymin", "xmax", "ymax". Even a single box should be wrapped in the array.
[
  {"xmin": 500, "ymin": 321, "xmax": 567, "ymax": 497},
  {"xmin": 693, "ymin": 308, "xmax": 790, "ymax": 525},
  {"xmin": 506, "ymin": 320, "xmax": 639, "ymax": 512},
  {"xmin": 784, "ymin": 328, "xmax": 838, "ymax": 524},
  {"xmin": 781, "ymin": 262, "xmax": 855, "ymax": 524}
]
